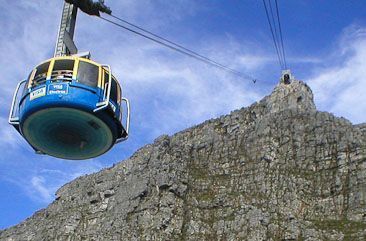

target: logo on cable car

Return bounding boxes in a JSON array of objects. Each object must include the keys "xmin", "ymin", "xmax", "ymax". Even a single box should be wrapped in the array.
[
  {"xmin": 30, "ymin": 87, "xmax": 46, "ymax": 100},
  {"xmin": 48, "ymin": 84, "xmax": 68, "ymax": 95}
]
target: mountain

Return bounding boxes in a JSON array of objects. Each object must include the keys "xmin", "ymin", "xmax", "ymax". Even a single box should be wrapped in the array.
[{"xmin": 1, "ymin": 79, "xmax": 366, "ymax": 240}]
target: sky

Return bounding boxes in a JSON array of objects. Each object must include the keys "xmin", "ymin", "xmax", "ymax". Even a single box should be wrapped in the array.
[{"xmin": 1, "ymin": 0, "xmax": 366, "ymax": 229}]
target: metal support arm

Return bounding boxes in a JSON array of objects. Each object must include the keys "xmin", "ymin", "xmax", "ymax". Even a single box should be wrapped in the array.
[
  {"xmin": 54, "ymin": 2, "xmax": 78, "ymax": 57},
  {"xmin": 9, "ymin": 80, "xmax": 27, "ymax": 125},
  {"xmin": 116, "ymin": 97, "xmax": 130, "ymax": 143}
]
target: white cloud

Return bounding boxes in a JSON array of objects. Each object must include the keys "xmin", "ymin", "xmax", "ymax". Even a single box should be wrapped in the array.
[
  {"xmin": 308, "ymin": 25, "xmax": 366, "ymax": 124},
  {"xmin": 0, "ymin": 1, "xmax": 60, "ymax": 99},
  {"xmin": 0, "ymin": 117, "xmax": 24, "ymax": 150},
  {"xmin": 18, "ymin": 162, "xmax": 103, "ymax": 204},
  {"xmin": 30, "ymin": 176, "xmax": 53, "ymax": 203},
  {"xmin": 120, "ymin": 49, "xmax": 262, "ymax": 136}
]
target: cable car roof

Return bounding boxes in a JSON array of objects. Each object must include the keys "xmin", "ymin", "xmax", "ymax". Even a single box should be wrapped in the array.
[{"xmin": 36, "ymin": 56, "xmax": 103, "ymax": 68}]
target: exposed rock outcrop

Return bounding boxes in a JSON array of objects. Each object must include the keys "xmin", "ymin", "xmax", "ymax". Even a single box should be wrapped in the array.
[{"xmin": 1, "ymin": 80, "xmax": 366, "ymax": 240}]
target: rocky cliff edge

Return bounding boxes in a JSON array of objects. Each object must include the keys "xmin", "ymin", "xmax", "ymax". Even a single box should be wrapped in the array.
[{"xmin": 1, "ymin": 80, "xmax": 366, "ymax": 241}]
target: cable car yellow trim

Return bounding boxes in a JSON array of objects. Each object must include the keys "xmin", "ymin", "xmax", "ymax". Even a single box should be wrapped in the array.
[
  {"xmin": 28, "ymin": 69, "xmax": 36, "ymax": 89},
  {"xmin": 35, "ymin": 59, "xmax": 52, "ymax": 67},
  {"xmin": 47, "ymin": 59, "xmax": 55, "ymax": 80},
  {"xmin": 36, "ymin": 56, "xmax": 101, "ymax": 67},
  {"xmin": 102, "ymin": 68, "xmax": 109, "ymax": 90},
  {"xmin": 97, "ymin": 66, "xmax": 101, "ymax": 88},
  {"xmin": 32, "ymin": 56, "xmax": 105, "ymax": 88},
  {"xmin": 117, "ymin": 86, "xmax": 121, "ymax": 104},
  {"xmin": 78, "ymin": 57, "xmax": 100, "ymax": 67},
  {"xmin": 102, "ymin": 68, "xmax": 105, "ymax": 89},
  {"xmin": 113, "ymin": 76, "xmax": 122, "ymax": 104},
  {"xmin": 73, "ymin": 59, "xmax": 79, "ymax": 80}
]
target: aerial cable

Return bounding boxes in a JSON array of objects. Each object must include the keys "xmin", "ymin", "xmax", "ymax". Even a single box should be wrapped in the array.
[
  {"xmin": 268, "ymin": 0, "xmax": 285, "ymax": 67},
  {"xmin": 262, "ymin": 0, "xmax": 284, "ymax": 70},
  {"xmin": 98, "ymin": 15, "xmax": 258, "ymax": 83},
  {"xmin": 275, "ymin": 0, "xmax": 287, "ymax": 69},
  {"xmin": 109, "ymin": 13, "xmax": 245, "ymax": 77}
]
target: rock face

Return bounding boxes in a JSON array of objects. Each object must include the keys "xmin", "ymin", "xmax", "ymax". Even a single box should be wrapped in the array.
[{"xmin": 1, "ymin": 80, "xmax": 366, "ymax": 241}]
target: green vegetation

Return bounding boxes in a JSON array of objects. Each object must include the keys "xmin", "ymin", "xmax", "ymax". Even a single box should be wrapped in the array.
[{"xmin": 312, "ymin": 219, "xmax": 366, "ymax": 240}]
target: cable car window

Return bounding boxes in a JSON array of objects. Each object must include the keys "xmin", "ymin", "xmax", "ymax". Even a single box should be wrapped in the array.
[
  {"xmin": 104, "ymin": 71, "xmax": 109, "ymax": 86},
  {"xmin": 77, "ymin": 61, "xmax": 99, "ymax": 87},
  {"xmin": 35, "ymin": 62, "xmax": 50, "ymax": 76},
  {"xmin": 53, "ymin": 59, "xmax": 74, "ymax": 71},
  {"xmin": 110, "ymin": 77, "xmax": 120, "ymax": 104},
  {"xmin": 32, "ymin": 62, "xmax": 49, "ymax": 87},
  {"xmin": 22, "ymin": 71, "xmax": 34, "ymax": 96},
  {"xmin": 52, "ymin": 59, "xmax": 75, "ymax": 81},
  {"xmin": 116, "ymin": 77, "xmax": 121, "ymax": 104}
]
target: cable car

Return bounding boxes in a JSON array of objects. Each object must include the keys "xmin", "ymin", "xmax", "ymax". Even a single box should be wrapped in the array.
[
  {"xmin": 9, "ymin": 56, "xmax": 130, "ymax": 160},
  {"xmin": 8, "ymin": 1, "xmax": 130, "ymax": 160}
]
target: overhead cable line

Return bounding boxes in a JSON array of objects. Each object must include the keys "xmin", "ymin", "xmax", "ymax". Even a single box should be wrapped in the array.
[
  {"xmin": 268, "ymin": 0, "xmax": 284, "ymax": 67},
  {"xmin": 263, "ymin": 0, "xmax": 284, "ymax": 69},
  {"xmin": 262, "ymin": 0, "xmax": 287, "ymax": 70},
  {"xmin": 109, "ymin": 14, "xmax": 243, "ymax": 75},
  {"xmin": 98, "ymin": 15, "xmax": 258, "ymax": 83},
  {"xmin": 275, "ymin": 0, "xmax": 287, "ymax": 69}
]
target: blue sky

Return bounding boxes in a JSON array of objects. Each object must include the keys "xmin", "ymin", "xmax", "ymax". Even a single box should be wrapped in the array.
[{"xmin": 1, "ymin": 0, "xmax": 366, "ymax": 229}]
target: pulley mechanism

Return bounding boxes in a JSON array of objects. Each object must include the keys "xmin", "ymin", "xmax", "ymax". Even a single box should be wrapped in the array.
[{"xmin": 65, "ymin": 0, "xmax": 111, "ymax": 16}]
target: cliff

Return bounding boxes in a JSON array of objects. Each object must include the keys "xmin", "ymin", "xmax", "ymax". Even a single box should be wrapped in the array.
[{"xmin": 1, "ymin": 79, "xmax": 366, "ymax": 241}]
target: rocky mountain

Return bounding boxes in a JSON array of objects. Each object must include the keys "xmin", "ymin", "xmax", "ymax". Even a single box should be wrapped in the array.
[{"xmin": 1, "ymin": 79, "xmax": 366, "ymax": 240}]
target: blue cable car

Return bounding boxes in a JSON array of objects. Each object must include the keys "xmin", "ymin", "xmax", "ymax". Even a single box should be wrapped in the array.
[
  {"xmin": 9, "ymin": 1, "xmax": 130, "ymax": 160},
  {"xmin": 9, "ymin": 56, "xmax": 130, "ymax": 160}
]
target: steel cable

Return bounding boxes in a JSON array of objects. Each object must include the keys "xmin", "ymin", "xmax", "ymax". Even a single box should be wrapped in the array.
[
  {"xmin": 275, "ymin": 0, "xmax": 287, "ymax": 69},
  {"xmin": 98, "ymin": 15, "xmax": 258, "ymax": 83}
]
